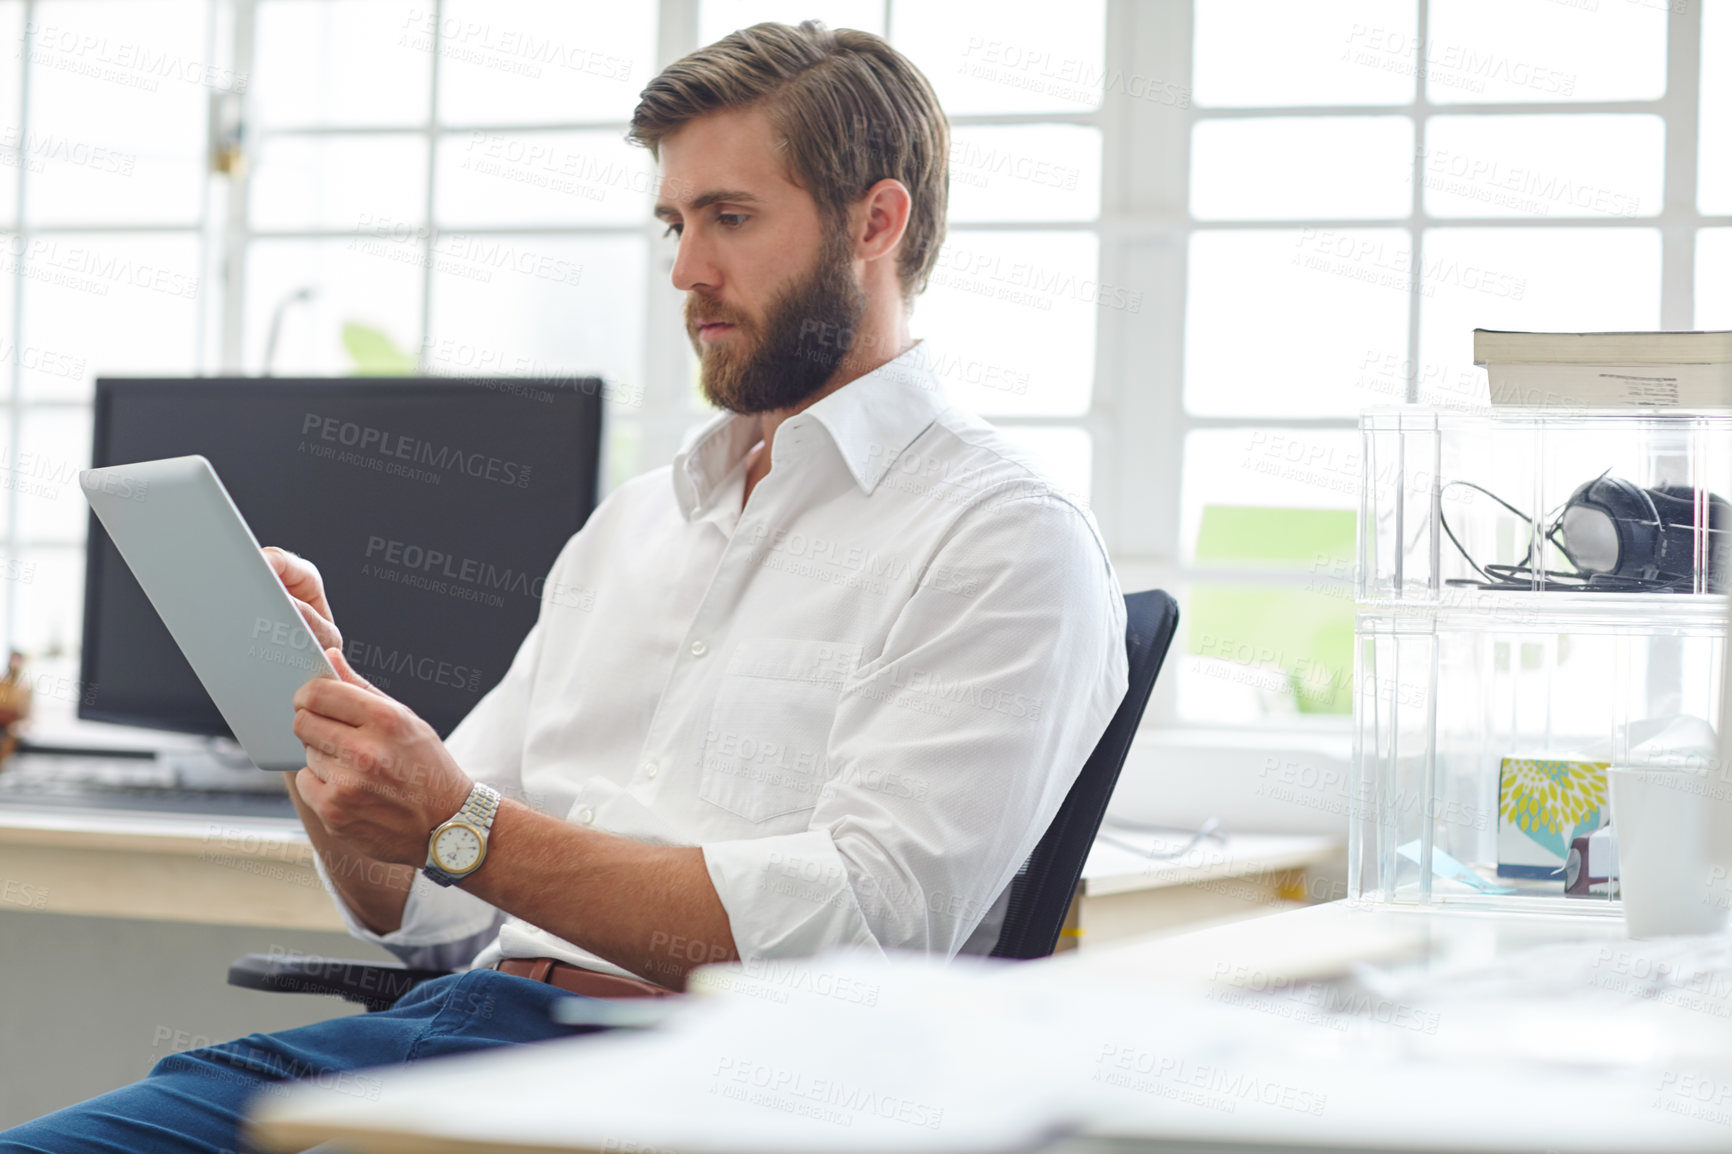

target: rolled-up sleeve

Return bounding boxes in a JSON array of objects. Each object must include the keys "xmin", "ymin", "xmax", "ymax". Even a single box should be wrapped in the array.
[
  {"xmin": 317, "ymin": 614, "xmax": 544, "ymax": 968},
  {"xmin": 702, "ymin": 492, "xmax": 1128, "ymax": 963}
]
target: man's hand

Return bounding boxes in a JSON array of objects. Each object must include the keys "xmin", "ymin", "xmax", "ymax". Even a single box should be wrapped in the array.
[
  {"xmin": 263, "ymin": 546, "xmax": 343, "ymax": 653},
  {"xmin": 292, "ymin": 646, "xmax": 473, "ymax": 866}
]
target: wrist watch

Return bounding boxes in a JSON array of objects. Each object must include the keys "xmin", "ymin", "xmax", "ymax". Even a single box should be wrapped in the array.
[{"xmin": 423, "ymin": 782, "xmax": 501, "ymax": 887}]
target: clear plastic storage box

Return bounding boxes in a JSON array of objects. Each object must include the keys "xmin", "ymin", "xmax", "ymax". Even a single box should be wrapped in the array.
[{"xmin": 1349, "ymin": 408, "xmax": 1732, "ymax": 913}]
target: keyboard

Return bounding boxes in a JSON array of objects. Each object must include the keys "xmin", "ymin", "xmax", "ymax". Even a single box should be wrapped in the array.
[{"xmin": 0, "ymin": 754, "xmax": 298, "ymax": 819}]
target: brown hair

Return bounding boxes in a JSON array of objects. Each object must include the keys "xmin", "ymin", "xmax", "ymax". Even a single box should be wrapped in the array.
[{"xmin": 628, "ymin": 20, "xmax": 949, "ymax": 300}]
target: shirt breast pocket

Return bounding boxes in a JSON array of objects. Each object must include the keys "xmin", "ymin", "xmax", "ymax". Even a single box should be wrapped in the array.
[{"xmin": 700, "ymin": 638, "xmax": 862, "ymax": 824}]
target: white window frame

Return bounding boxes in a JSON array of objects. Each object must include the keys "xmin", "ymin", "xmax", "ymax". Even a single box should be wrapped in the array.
[
  {"xmin": 1108, "ymin": 0, "xmax": 1722, "ymax": 735},
  {"xmin": 2, "ymin": 0, "xmax": 1722, "ymax": 749}
]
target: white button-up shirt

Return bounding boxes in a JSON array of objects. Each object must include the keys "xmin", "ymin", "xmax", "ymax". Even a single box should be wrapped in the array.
[{"xmin": 323, "ymin": 343, "xmax": 1128, "ymax": 979}]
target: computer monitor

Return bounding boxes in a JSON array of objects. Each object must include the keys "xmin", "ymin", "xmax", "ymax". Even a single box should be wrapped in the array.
[{"xmin": 79, "ymin": 377, "xmax": 602, "ymax": 746}]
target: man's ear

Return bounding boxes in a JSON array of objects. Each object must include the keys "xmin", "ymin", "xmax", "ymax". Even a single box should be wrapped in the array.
[{"xmin": 854, "ymin": 178, "xmax": 912, "ymax": 266}]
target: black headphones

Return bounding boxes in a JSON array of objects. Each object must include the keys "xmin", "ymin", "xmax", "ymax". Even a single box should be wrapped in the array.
[
  {"xmin": 1553, "ymin": 473, "xmax": 1731, "ymax": 593},
  {"xmin": 1442, "ymin": 471, "xmax": 1732, "ymax": 593}
]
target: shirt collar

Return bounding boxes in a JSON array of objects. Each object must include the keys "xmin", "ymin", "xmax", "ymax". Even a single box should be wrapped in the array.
[{"xmin": 671, "ymin": 342, "xmax": 947, "ymax": 520}]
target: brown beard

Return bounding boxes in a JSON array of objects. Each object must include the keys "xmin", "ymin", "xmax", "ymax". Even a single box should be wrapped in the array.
[{"xmin": 685, "ymin": 225, "xmax": 868, "ymax": 415}]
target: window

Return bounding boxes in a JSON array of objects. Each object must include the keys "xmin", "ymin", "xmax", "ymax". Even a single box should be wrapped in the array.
[
  {"xmin": 0, "ymin": 0, "xmax": 217, "ymax": 703},
  {"xmin": 243, "ymin": 0, "xmax": 657, "ymax": 477},
  {"xmin": 688, "ymin": 0, "xmax": 1110, "ymax": 501},
  {"xmin": 0, "ymin": 1, "xmax": 1724, "ymax": 744},
  {"xmin": 1166, "ymin": 0, "xmax": 1722, "ymax": 728}
]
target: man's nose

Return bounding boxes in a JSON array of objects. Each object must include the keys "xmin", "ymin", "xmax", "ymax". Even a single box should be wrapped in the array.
[{"xmin": 670, "ymin": 231, "xmax": 719, "ymax": 293}]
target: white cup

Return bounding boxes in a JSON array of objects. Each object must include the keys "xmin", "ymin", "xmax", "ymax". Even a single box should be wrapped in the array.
[{"xmin": 1608, "ymin": 765, "xmax": 1732, "ymax": 938}]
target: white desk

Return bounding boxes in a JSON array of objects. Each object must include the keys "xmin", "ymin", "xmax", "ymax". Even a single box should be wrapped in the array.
[
  {"xmin": 0, "ymin": 754, "xmax": 338, "ymax": 930},
  {"xmin": 1073, "ymin": 828, "xmax": 1340, "ymax": 948},
  {"xmin": 0, "ymin": 804, "xmax": 339, "ymax": 930},
  {"xmin": 0, "ymin": 750, "xmax": 1338, "ymax": 943},
  {"xmin": 248, "ymin": 901, "xmax": 1732, "ymax": 1154}
]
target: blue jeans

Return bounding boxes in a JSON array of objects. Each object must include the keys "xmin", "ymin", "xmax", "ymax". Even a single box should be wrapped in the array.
[{"xmin": 0, "ymin": 969, "xmax": 597, "ymax": 1153}]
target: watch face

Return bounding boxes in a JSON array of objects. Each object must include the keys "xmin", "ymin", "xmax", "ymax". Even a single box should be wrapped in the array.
[{"xmin": 433, "ymin": 824, "xmax": 483, "ymax": 873}]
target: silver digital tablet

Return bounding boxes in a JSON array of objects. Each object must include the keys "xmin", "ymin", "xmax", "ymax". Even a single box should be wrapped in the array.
[{"xmin": 79, "ymin": 455, "xmax": 336, "ymax": 771}]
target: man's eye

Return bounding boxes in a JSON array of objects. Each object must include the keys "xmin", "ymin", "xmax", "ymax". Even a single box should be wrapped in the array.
[
  {"xmin": 661, "ymin": 223, "xmax": 682, "ymax": 239},
  {"xmin": 717, "ymin": 213, "xmax": 746, "ymax": 229}
]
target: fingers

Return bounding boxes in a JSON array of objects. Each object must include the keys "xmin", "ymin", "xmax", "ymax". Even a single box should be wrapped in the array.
[
  {"xmin": 302, "ymin": 735, "xmax": 391, "ymax": 790},
  {"xmin": 293, "ymin": 674, "xmax": 377, "ymax": 726},
  {"xmin": 292, "ymin": 706, "xmax": 355, "ymax": 761},
  {"xmin": 298, "ymin": 758, "xmax": 331, "ymax": 790},
  {"xmin": 327, "ymin": 646, "xmax": 387, "ymax": 697},
  {"xmin": 300, "ymin": 738, "xmax": 374, "ymax": 795},
  {"xmin": 293, "ymin": 598, "xmax": 342, "ymax": 652},
  {"xmin": 262, "ymin": 546, "xmax": 337, "ymax": 626},
  {"xmin": 296, "ymin": 759, "xmax": 342, "ymax": 825}
]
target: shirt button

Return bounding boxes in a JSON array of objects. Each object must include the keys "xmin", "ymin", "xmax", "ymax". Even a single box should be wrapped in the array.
[
  {"xmin": 690, "ymin": 639, "xmax": 708, "ymax": 657},
  {"xmin": 643, "ymin": 761, "xmax": 659, "ymax": 779},
  {"xmin": 576, "ymin": 806, "xmax": 595, "ymax": 825}
]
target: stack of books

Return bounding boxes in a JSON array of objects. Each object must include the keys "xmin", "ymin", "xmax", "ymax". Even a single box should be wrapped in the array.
[{"xmin": 1474, "ymin": 329, "xmax": 1732, "ymax": 408}]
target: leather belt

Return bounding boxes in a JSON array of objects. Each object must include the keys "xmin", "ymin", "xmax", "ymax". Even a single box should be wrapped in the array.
[{"xmin": 496, "ymin": 956, "xmax": 673, "ymax": 999}]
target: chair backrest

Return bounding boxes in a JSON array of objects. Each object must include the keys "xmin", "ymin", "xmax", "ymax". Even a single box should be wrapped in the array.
[{"xmin": 989, "ymin": 589, "xmax": 1180, "ymax": 959}]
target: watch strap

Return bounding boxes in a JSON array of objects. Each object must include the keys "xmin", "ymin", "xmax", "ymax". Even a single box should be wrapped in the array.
[
  {"xmin": 423, "ymin": 782, "xmax": 501, "ymax": 887},
  {"xmin": 457, "ymin": 782, "xmax": 501, "ymax": 828}
]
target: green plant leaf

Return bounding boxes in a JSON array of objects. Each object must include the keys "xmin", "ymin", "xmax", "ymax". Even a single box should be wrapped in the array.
[{"xmin": 341, "ymin": 322, "xmax": 416, "ymax": 376}]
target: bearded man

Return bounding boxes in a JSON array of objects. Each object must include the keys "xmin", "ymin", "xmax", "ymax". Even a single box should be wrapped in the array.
[{"xmin": 2, "ymin": 20, "xmax": 1125, "ymax": 1153}]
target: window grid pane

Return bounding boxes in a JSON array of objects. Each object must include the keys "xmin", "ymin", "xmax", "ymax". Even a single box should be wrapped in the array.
[
  {"xmin": 1195, "ymin": 0, "xmax": 1418, "ymax": 108},
  {"xmin": 1421, "ymin": 114, "xmax": 1664, "ymax": 220},
  {"xmin": 1178, "ymin": 0, "xmax": 1702, "ymax": 726},
  {"xmin": 1701, "ymin": 0, "xmax": 1732, "ymax": 213},
  {"xmin": 3, "ymin": 0, "xmax": 1705, "ymax": 735},
  {"xmin": 1191, "ymin": 116, "xmax": 1414, "ymax": 222},
  {"xmin": 1424, "ymin": 0, "xmax": 1667, "ymax": 106}
]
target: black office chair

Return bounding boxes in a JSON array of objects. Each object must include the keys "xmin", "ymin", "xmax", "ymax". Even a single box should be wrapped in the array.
[
  {"xmin": 228, "ymin": 589, "xmax": 1179, "ymax": 1008},
  {"xmin": 989, "ymin": 588, "xmax": 1177, "ymax": 957}
]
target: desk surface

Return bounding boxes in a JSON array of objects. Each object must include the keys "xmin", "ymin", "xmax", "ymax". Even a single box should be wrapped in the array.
[
  {"xmin": 1080, "ymin": 826, "xmax": 1339, "ymax": 897},
  {"xmin": 0, "ymin": 755, "xmax": 1330, "ymax": 933},
  {"xmin": 0, "ymin": 755, "xmax": 337, "ymax": 929},
  {"xmin": 248, "ymin": 901, "xmax": 1732, "ymax": 1154}
]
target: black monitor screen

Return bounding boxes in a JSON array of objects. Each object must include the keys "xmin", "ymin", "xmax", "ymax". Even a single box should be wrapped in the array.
[{"xmin": 80, "ymin": 378, "xmax": 602, "ymax": 741}]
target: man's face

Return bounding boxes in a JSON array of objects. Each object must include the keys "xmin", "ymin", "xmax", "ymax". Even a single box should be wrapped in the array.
[{"xmin": 655, "ymin": 107, "xmax": 867, "ymax": 415}]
